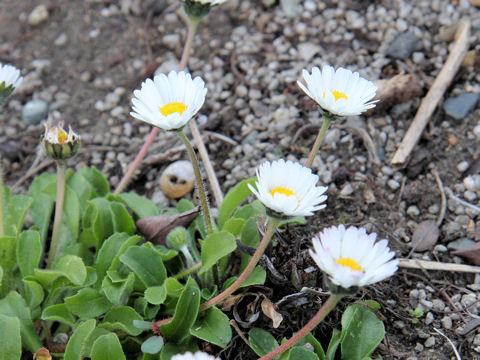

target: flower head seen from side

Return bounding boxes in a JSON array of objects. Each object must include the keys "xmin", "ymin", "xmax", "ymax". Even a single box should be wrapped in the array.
[
  {"xmin": 171, "ymin": 351, "xmax": 220, "ymax": 360},
  {"xmin": 0, "ymin": 63, "xmax": 23, "ymax": 105},
  {"xmin": 309, "ymin": 225, "xmax": 398, "ymax": 291},
  {"xmin": 131, "ymin": 70, "xmax": 207, "ymax": 131},
  {"xmin": 41, "ymin": 122, "xmax": 81, "ymax": 161},
  {"xmin": 181, "ymin": 0, "xmax": 227, "ymax": 19},
  {"xmin": 248, "ymin": 159, "xmax": 328, "ymax": 218},
  {"xmin": 298, "ymin": 65, "xmax": 378, "ymax": 117}
]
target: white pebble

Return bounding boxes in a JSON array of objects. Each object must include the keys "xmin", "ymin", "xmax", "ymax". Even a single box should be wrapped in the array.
[
  {"xmin": 387, "ymin": 179, "xmax": 400, "ymax": 190},
  {"xmin": 457, "ymin": 161, "xmax": 469, "ymax": 172},
  {"xmin": 407, "ymin": 205, "xmax": 420, "ymax": 217}
]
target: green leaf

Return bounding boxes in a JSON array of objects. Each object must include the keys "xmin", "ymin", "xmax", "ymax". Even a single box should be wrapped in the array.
[
  {"xmin": 0, "ymin": 314, "xmax": 21, "ymax": 360},
  {"xmin": 90, "ymin": 333, "xmax": 126, "ymax": 360},
  {"xmin": 0, "ymin": 236, "xmax": 16, "ymax": 273},
  {"xmin": 101, "ymin": 306, "xmax": 143, "ymax": 336},
  {"xmin": 94, "ymin": 233, "xmax": 138, "ymax": 286},
  {"xmin": 218, "ymin": 178, "xmax": 256, "ymax": 228},
  {"xmin": 304, "ymin": 333, "xmax": 325, "ymax": 360},
  {"xmin": 109, "ymin": 192, "xmax": 159, "ymax": 218},
  {"xmin": 340, "ymin": 304, "xmax": 385, "ymax": 360},
  {"xmin": 16, "ymin": 230, "xmax": 42, "ymax": 277},
  {"xmin": 120, "ymin": 246, "xmax": 167, "ymax": 288},
  {"xmin": 29, "ymin": 173, "xmax": 55, "ymax": 245},
  {"xmin": 248, "ymin": 328, "xmax": 279, "ymax": 357},
  {"xmin": 326, "ymin": 329, "xmax": 341, "ymax": 360},
  {"xmin": 145, "ymin": 284, "xmax": 167, "ymax": 305},
  {"xmin": 222, "ymin": 218, "xmax": 245, "ymax": 236},
  {"xmin": 160, "ymin": 339, "xmax": 199, "ymax": 360},
  {"xmin": 101, "ymin": 273, "xmax": 135, "ymax": 305},
  {"xmin": 109, "ymin": 202, "xmax": 135, "ymax": 234},
  {"xmin": 160, "ymin": 277, "xmax": 200, "ymax": 342},
  {"xmin": 22, "ymin": 280, "xmax": 44, "ymax": 309},
  {"xmin": 64, "ymin": 319, "xmax": 96, "ymax": 360},
  {"xmin": 77, "ymin": 167, "xmax": 110, "ymax": 197},
  {"xmin": 200, "ymin": 231, "xmax": 237, "ymax": 275},
  {"xmin": 54, "ymin": 255, "xmax": 87, "ymax": 285},
  {"xmin": 0, "ymin": 292, "xmax": 42, "ymax": 353},
  {"xmin": 68, "ymin": 171, "xmax": 97, "ymax": 214},
  {"xmin": 5, "ymin": 194, "xmax": 33, "ymax": 237},
  {"xmin": 133, "ymin": 320, "xmax": 153, "ymax": 330},
  {"xmin": 190, "ymin": 306, "xmax": 232, "ymax": 348},
  {"xmin": 240, "ymin": 218, "xmax": 260, "ymax": 270},
  {"xmin": 65, "ymin": 288, "xmax": 112, "ymax": 319},
  {"xmin": 41, "ymin": 304, "xmax": 76, "ymax": 326},
  {"xmin": 287, "ymin": 347, "xmax": 319, "ymax": 360},
  {"xmin": 223, "ymin": 266, "xmax": 266, "ymax": 290},
  {"xmin": 141, "ymin": 336, "xmax": 164, "ymax": 354}
]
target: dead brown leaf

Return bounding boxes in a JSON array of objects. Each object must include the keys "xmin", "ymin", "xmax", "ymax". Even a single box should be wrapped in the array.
[
  {"xmin": 136, "ymin": 207, "xmax": 200, "ymax": 245},
  {"xmin": 261, "ymin": 297, "xmax": 283, "ymax": 328},
  {"xmin": 452, "ymin": 242, "xmax": 480, "ymax": 265},
  {"xmin": 411, "ymin": 220, "xmax": 440, "ymax": 252}
]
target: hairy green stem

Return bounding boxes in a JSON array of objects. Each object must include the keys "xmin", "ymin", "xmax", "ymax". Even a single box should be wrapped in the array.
[
  {"xmin": 176, "ymin": 130, "xmax": 213, "ymax": 234},
  {"xmin": 305, "ymin": 114, "xmax": 332, "ymax": 168},
  {"xmin": 259, "ymin": 294, "xmax": 343, "ymax": 360},
  {"xmin": 173, "ymin": 262, "xmax": 202, "ymax": 280},
  {"xmin": 46, "ymin": 162, "xmax": 66, "ymax": 269},
  {"xmin": 113, "ymin": 17, "xmax": 199, "ymax": 194}
]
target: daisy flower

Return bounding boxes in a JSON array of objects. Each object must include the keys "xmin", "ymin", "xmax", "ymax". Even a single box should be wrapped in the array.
[
  {"xmin": 0, "ymin": 63, "xmax": 23, "ymax": 105},
  {"xmin": 130, "ymin": 70, "xmax": 207, "ymax": 131},
  {"xmin": 248, "ymin": 159, "xmax": 328, "ymax": 217},
  {"xmin": 309, "ymin": 225, "xmax": 398, "ymax": 290},
  {"xmin": 171, "ymin": 351, "xmax": 220, "ymax": 360},
  {"xmin": 297, "ymin": 65, "xmax": 378, "ymax": 117}
]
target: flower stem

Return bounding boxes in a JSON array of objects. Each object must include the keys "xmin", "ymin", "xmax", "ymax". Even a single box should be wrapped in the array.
[
  {"xmin": 199, "ymin": 217, "xmax": 280, "ymax": 310},
  {"xmin": 113, "ymin": 16, "xmax": 199, "ymax": 195},
  {"xmin": 305, "ymin": 114, "xmax": 332, "ymax": 168},
  {"xmin": 0, "ymin": 157, "xmax": 6, "ymax": 238},
  {"xmin": 46, "ymin": 161, "xmax": 67, "ymax": 269},
  {"xmin": 176, "ymin": 131, "xmax": 213, "ymax": 235},
  {"xmin": 259, "ymin": 294, "xmax": 343, "ymax": 360}
]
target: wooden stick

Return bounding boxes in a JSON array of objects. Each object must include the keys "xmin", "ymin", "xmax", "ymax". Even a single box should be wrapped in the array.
[
  {"xmin": 188, "ymin": 120, "xmax": 224, "ymax": 207},
  {"xmin": 391, "ymin": 20, "xmax": 471, "ymax": 166},
  {"xmin": 398, "ymin": 258, "xmax": 480, "ymax": 273}
]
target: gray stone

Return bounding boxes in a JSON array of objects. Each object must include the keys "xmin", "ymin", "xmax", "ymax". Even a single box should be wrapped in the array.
[
  {"xmin": 386, "ymin": 32, "xmax": 423, "ymax": 59},
  {"xmin": 424, "ymin": 336, "xmax": 435, "ymax": 348},
  {"xmin": 22, "ymin": 99, "xmax": 48, "ymax": 125},
  {"xmin": 443, "ymin": 93, "xmax": 480, "ymax": 120},
  {"xmin": 28, "ymin": 4, "xmax": 48, "ymax": 26},
  {"xmin": 441, "ymin": 316, "xmax": 452, "ymax": 329},
  {"xmin": 447, "ymin": 238, "xmax": 476, "ymax": 251}
]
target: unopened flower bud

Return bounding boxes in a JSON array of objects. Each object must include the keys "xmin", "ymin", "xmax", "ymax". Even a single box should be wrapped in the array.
[
  {"xmin": 166, "ymin": 227, "xmax": 191, "ymax": 250},
  {"xmin": 0, "ymin": 63, "xmax": 22, "ymax": 106},
  {"xmin": 181, "ymin": 0, "xmax": 226, "ymax": 20},
  {"xmin": 41, "ymin": 122, "xmax": 80, "ymax": 161}
]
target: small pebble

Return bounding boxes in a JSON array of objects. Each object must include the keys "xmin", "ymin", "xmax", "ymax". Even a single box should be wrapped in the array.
[
  {"xmin": 457, "ymin": 161, "xmax": 470, "ymax": 172},
  {"xmin": 441, "ymin": 316, "xmax": 452, "ymax": 329},
  {"xmin": 464, "ymin": 190, "xmax": 477, "ymax": 202},
  {"xmin": 407, "ymin": 205, "xmax": 420, "ymax": 217},
  {"xmin": 22, "ymin": 99, "xmax": 48, "ymax": 125},
  {"xmin": 443, "ymin": 93, "xmax": 480, "ymax": 120},
  {"xmin": 424, "ymin": 336, "xmax": 435, "ymax": 348},
  {"xmin": 387, "ymin": 179, "xmax": 400, "ymax": 190},
  {"xmin": 28, "ymin": 4, "xmax": 48, "ymax": 26},
  {"xmin": 424, "ymin": 312, "xmax": 434, "ymax": 325}
]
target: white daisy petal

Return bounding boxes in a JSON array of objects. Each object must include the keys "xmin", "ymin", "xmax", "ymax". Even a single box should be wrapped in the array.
[
  {"xmin": 249, "ymin": 159, "xmax": 328, "ymax": 217},
  {"xmin": 171, "ymin": 351, "xmax": 220, "ymax": 360},
  {"xmin": 130, "ymin": 70, "xmax": 207, "ymax": 131},
  {"xmin": 298, "ymin": 65, "xmax": 377, "ymax": 117},
  {"xmin": 309, "ymin": 225, "xmax": 397, "ymax": 289}
]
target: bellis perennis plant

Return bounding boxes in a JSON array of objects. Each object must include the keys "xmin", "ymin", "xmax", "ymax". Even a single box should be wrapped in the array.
[{"xmin": 0, "ymin": 63, "xmax": 22, "ymax": 105}]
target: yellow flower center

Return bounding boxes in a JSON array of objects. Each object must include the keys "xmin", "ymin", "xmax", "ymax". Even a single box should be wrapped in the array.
[
  {"xmin": 334, "ymin": 257, "xmax": 362, "ymax": 272},
  {"xmin": 160, "ymin": 102, "xmax": 187, "ymax": 116},
  {"xmin": 57, "ymin": 128, "xmax": 68, "ymax": 145},
  {"xmin": 323, "ymin": 90, "xmax": 349, "ymax": 101},
  {"xmin": 269, "ymin": 187, "xmax": 296, "ymax": 198}
]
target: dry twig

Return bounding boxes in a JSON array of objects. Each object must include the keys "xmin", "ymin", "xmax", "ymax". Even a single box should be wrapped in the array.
[
  {"xmin": 431, "ymin": 168, "xmax": 447, "ymax": 226},
  {"xmin": 398, "ymin": 259, "xmax": 480, "ymax": 273},
  {"xmin": 391, "ymin": 20, "xmax": 471, "ymax": 166}
]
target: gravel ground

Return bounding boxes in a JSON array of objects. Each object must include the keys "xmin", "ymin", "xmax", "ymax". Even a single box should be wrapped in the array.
[{"xmin": 1, "ymin": 0, "xmax": 480, "ymax": 358}]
